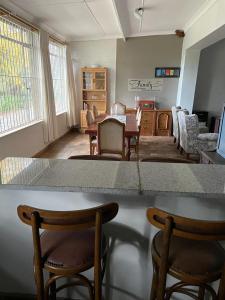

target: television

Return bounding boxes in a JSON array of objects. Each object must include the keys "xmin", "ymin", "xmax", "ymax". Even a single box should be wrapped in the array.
[{"xmin": 217, "ymin": 104, "xmax": 225, "ymax": 158}]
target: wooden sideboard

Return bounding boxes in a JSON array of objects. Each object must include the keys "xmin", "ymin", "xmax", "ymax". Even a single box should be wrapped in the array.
[{"xmin": 140, "ymin": 109, "xmax": 172, "ymax": 136}]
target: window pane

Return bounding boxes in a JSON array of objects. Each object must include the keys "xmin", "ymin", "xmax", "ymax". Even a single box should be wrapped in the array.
[
  {"xmin": 0, "ymin": 16, "xmax": 41, "ymax": 135},
  {"xmin": 49, "ymin": 42, "xmax": 67, "ymax": 114}
]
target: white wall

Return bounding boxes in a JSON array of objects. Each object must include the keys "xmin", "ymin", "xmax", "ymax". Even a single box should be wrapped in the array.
[
  {"xmin": 70, "ymin": 39, "xmax": 117, "ymax": 113},
  {"xmin": 176, "ymin": 49, "xmax": 201, "ymax": 112},
  {"xmin": 116, "ymin": 36, "xmax": 183, "ymax": 109},
  {"xmin": 0, "ymin": 113, "xmax": 69, "ymax": 160},
  {"xmin": 193, "ymin": 38, "xmax": 225, "ymax": 121},
  {"xmin": 177, "ymin": 0, "xmax": 225, "ymax": 111}
]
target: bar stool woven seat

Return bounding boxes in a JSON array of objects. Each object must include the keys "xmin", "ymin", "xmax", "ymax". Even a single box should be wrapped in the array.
[
  {"xmin": 153, "ymin": 231, "xmax": 225, "ymax": 283},
  {"xmin": 41, "ymin": 229, "xmax": 107, "ymax": 274}
]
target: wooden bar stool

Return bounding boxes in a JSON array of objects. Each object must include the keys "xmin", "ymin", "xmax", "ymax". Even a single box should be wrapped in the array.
[
  {"xmin": 17, "ymin": 203, "xmax": 118, "ymax": 300},
  {"xmin": 147, "ymin": 208, "xmax": 225, "ymax": 300}
]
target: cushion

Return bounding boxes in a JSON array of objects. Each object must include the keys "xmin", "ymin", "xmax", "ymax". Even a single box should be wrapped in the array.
[
  {"xmin": 153, "ymin": 231, "xmax": 225, "ymax": 280},
  {"xmin": 198, "ymin": 133, "xmax": 218, "ymax": 141},
  {"xmin": 41, "ymin": 229, "xmax": 107, "ymax": 273}
]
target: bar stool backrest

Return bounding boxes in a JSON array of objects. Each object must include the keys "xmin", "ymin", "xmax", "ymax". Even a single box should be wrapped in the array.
[
  {"xmin": 147, "ymin": 207, "xmax": 225, "ymax": 241},
  {"xmin": 18, "ymin": 203, "xmax": 118, "ymax": 231}
]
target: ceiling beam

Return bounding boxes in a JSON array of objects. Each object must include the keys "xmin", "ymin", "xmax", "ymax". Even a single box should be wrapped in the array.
[{"xmin": 111, "ymin": 0, "xmax": 126, "ymax": 42}]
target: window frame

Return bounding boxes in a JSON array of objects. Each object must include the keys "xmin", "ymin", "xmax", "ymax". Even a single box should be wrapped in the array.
[
  {"xmin": 0, "ymin": 16, "xmax": 42, "ymax": 136},
  {"xmin": 49, "ymin": 40, "xmax": 67, "ymax": 115}
]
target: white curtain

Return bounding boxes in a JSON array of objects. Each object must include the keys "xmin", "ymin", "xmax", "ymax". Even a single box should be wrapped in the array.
[
  {"xmin": 66, "ymin": 44, "xmax": 78, "ymax": 127},
  {"xmin": 40, "ymin": 30, "xmax": 57, "ymax": 143}
]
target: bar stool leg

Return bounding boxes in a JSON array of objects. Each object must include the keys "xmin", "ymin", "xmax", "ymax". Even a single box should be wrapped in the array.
[
  {"xmin": 49, "ymin": 273, "xmax": 56, "ymax": 300},
  {"xmin": 198, "ymin": 286, "xmax": 205, "ymax": 300},
  {"xmin": 150, "ymin": 262, "xmax": 159, "ymax": 300}
]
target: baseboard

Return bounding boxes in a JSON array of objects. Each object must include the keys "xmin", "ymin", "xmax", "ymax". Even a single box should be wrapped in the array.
[{"xmin": 33, "ymin": 128, "xmax": 79, "ymax": 158}]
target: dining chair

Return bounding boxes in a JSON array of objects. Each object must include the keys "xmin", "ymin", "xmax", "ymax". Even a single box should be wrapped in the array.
[
  {"xmin": 97, "ymin": 118, "xmax": 129, "ymax": 160},
  {"xmin": 68, "ymin": 155, "xmax": 121, "ymax": 161},
  {"xmin": 93, "ymin": 105, "xmax": 98, "ymax": 119},
  {"xmin": 130, "ymin": 110, "xmax": 142, "ymax": 155},
  {"xmin": 110, "ymin": 102, "xmax": 126, "ymax": 115},
  {"xmin": 86, "ymin": 110, "xmax": 97, "ymax": 155},
  {"xmin": 147, "ymin": 207, "xmax": 225, "ymax": 300},
  {"xmin": 17, "ymin": 203, "xmax": 119, "ymax": 300},
  {"xmin": 136, "ymin": 106, "xmax": 141, "ymax": 121}
]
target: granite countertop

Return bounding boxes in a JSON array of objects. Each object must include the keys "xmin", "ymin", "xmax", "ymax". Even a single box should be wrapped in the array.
[
  {"xmin": 0, "ymin": 157, "xmax": 140, "ymax": 195},
  {"xmin": 0, "ymin": 157, "xmax": 225, "ymax": 198}
]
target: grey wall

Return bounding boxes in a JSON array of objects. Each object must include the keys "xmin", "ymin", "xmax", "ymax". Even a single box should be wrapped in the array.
[
  {"xmin": 70, "ymin": 39, "xmax": 117, "ymax": 113},
  {"xmin": 116, "ymin": 35, "xmax": 183, "ymax": 109},
  {"xmin": 194, "ymin": 38, "xmax": 225, "ymax": 120}
]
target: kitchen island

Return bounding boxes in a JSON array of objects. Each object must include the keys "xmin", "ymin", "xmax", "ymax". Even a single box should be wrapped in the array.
[{"xmin": 0, "ymin": 157, "xmax": 225, "ymax": 300}]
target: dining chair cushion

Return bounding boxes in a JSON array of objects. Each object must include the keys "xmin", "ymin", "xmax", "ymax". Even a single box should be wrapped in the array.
[
  {"xmin": 41, "ymin": 229, "xmax": 107, "ymax": 272},
  {"xmin": 152, "ymin": 231, "xmax": 225, "ymax": 281}
]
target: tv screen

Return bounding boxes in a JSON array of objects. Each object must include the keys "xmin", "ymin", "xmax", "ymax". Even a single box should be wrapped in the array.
[{"xmin": 217, "ymin": 104, "xmax": 225, "ymax": 158}]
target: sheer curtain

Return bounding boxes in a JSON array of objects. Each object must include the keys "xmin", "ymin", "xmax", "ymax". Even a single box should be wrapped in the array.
[
  {"xmin": 66, "ymin": 44, "xmax": 78, "ymax": 127},
  {"xmin": 40, "ymin": 29, "xmax": 57, "ymax": 143}
]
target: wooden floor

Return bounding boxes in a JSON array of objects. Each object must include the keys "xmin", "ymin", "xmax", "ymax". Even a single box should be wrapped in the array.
[{"xmin": 35, "ymin": 131, "xmax": 196, "ymax": 161}]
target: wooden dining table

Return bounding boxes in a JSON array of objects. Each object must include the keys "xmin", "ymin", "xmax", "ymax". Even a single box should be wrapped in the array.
[{"xmin": 85, "ymin": 114, "xmax": 139, "ymax": 160}]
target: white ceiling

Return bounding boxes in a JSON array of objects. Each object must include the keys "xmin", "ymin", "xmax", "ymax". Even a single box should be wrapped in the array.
[{"xmin": 2, "ymin": 0, "xmax": 210, "ymax": 41}]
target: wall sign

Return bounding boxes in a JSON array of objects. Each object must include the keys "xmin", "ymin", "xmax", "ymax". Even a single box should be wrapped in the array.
[
  {"xmin": 128, "ymin": 79, "xmax": 163, "ymax": 92},
  {"xmin": 155, "ymin": 67, "xmax": 180, "ymax": 78}
]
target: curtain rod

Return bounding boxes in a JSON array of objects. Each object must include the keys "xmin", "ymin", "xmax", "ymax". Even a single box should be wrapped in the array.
[{"xmin": 0, "ymin": 6, "xmax": 67, "ymax": 45}]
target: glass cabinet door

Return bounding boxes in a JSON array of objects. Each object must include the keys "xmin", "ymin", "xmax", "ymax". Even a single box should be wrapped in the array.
[
  {"xmin": 94, "ymin": 72, "xmax": 105, "ymax": 90},
  {"xmin": 83, "ymin": 72, "xmax": 93, "ymax": 90}
]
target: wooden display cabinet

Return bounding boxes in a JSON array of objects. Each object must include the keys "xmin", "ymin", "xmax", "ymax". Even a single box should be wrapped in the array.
[{"xmin": 80, "ymin": 67, "xmax": 107, "ymax": 131}]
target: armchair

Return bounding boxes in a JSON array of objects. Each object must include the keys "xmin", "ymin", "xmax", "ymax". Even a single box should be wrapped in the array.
[{"xmin": 177, "ymin": 111, "xmax": 218, "ymax": 158}]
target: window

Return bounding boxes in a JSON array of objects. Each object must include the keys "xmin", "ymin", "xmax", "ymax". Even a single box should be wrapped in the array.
[
  {"xmin": 0, "ymin": 16, "xmax": 41, "ymax": 135},
  {"xmin": 49, "ymin": 41, "xmax": 67, "ymax": 114}
]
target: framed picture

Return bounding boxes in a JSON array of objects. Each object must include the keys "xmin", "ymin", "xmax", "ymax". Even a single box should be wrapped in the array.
[{"xmin": 155, "ymin": 67, "xmax": 180, "ymax": 78}]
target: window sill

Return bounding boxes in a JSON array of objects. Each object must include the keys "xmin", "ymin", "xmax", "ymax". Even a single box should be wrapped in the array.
[
  {"xmin": 56, "ymin": 111, "xmax": 67, "ymax": 117},
  {"xmin": 0, "ymin": 120, "xmax": 43, "ymax": 139}
]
